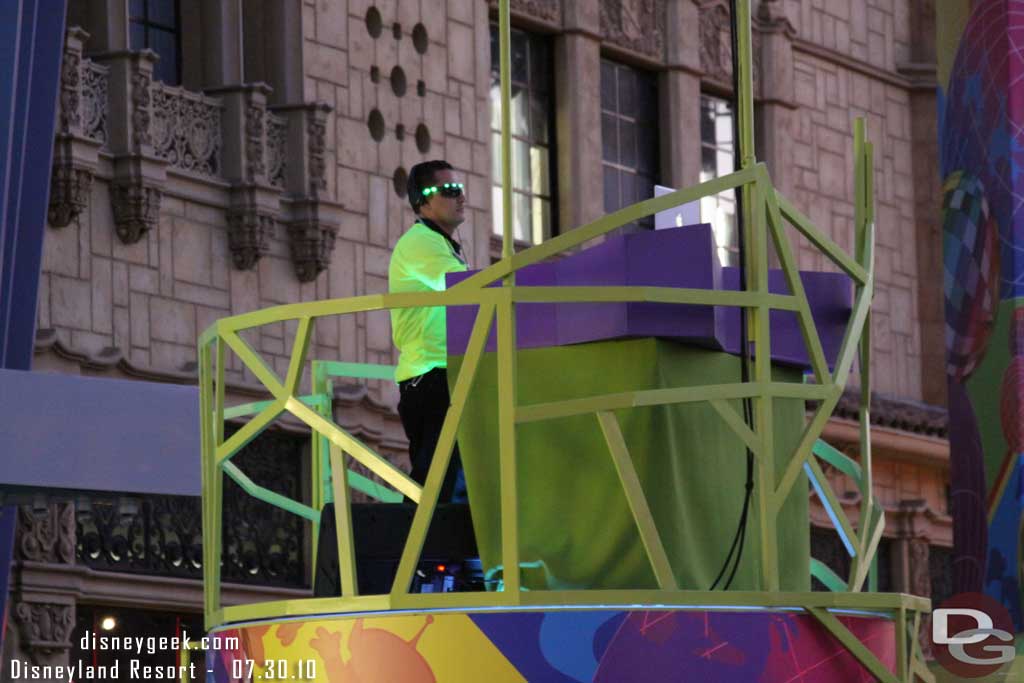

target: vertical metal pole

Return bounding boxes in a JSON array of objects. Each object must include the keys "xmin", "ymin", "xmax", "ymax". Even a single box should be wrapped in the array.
[
  {"xmin": 735, "ymin": 0, "xmax": 756, "ymax": 170},
  {"xmin": 499, "ymin": 0, "xmax": 513, "ymax": 261},
  {"xmin": 853, "ymin": 120, "xmax": 876, "ymax": 590},
  {"xmin": 497, "ymin": 0, "xmax": 520, "ymax": 596}
]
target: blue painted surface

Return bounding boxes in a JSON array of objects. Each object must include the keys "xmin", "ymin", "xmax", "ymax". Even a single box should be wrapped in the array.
[
  {"xmin": 0, "ymin": 369, "xmax": 201, "ymax": 496},
  {"xmin": 0, "ymin": 0, "xmax": 67, "ymax": 659},
  {"xmin": 0, "ymin": 0, "xmax": 65, "ymax": 369}
]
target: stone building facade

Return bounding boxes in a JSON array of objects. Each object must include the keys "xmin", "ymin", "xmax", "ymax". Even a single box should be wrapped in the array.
[{"xmin": 7, "ymin": 0, "xmax": 951, "ymax": 673}]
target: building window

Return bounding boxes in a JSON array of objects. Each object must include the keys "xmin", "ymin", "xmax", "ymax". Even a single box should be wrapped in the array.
[
  {"xmin": 601, "ymin": 59, "xmax": 659, "ymax": 232},
  {"xmin": 489, "ymin": 26, "xmax": 556, "ymax": 245},
  {"xmin": 130, "ymin": 0, "xmax": 181, "ymax": 85},
  {"xmin": 700, "ymin": 94, "xmax": 738, "ymax": 266}
]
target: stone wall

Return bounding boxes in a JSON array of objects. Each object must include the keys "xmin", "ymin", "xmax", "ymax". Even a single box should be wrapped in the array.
[
  {"xmin": 35, "ymin": 0, "xmax": 940, "ymax": 405},
  {"xmin": 778, "ymin": 0, "xmax": 931, "ymax": 399},
  {"xmin": 785, "ymin": 0, "xmax": 912, "ymax": 71}
]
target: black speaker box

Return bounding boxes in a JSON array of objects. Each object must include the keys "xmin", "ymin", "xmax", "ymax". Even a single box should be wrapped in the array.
[{"xmin": 314, "ymin": 502, "xmax": 478, "ymax": 596}]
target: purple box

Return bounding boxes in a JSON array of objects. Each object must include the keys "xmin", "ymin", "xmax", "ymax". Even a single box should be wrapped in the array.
[{"xmin": 445, "ymin": 225, "xmax": 852, "ymax": 370}]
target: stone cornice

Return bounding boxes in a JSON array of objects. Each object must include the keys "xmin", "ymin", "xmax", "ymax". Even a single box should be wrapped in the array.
[
  {"xmin": 831, "ymin": 390, "xmax": 947, "ymax": 439},
  {"xmin": 11, "ymin": 561, "xmax": 309, "ymax": 613},
  {"xmin": 792, "ymin": 38, "xmax": 924, "ymax": 91}
]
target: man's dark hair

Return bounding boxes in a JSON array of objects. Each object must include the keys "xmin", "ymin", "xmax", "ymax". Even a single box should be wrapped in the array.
[{"xmin": 407, "ymin": 160, "xmax": 453, "ymax": 214}]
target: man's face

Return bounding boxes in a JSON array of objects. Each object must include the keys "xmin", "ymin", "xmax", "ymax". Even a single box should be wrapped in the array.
[{"xmin": 418, "ymin": 169, "xmax": 466, "ymax": 232}]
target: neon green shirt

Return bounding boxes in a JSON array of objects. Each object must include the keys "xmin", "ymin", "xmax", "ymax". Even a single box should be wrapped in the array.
[{"xmin": 389, "ymin": 221, "xmax": 468, "ymax": 382}]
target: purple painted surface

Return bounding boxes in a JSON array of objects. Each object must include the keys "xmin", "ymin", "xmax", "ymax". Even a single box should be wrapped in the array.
[
  {"xmin": 0, "ymin": 369, "xmax": 200, "ymax": 496},
  {"xmin": 446, "ymin": 225, "xmax": 852, "ymax": 370}
]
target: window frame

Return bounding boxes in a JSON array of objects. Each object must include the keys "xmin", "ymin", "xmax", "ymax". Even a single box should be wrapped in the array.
[
  {"xmin": 488, "ymin": 24, "xmax": 558, "ymax": 246},
  {"xmin": 600, "ymin": 58, "xmax": 660, "ymax": 232},
  {"xmin": 699, "ymin": 92, "xmax": 740, "ymax": 267},
  {"xmin": 129, "ymin": 0, "xmax": 183, "ymax": 85}
]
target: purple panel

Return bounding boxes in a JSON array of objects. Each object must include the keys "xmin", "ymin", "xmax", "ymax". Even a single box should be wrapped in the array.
[
  {"xmin": 555, "ymin": 233, "xmax": 630, "ymax": 346},
  {"xmin": 0, "ymin": 369, "xmax": 200, "ymax": 496},
  {"xmin": 624, "ymin": 226, "xmax": 721, "ymax": 346},
  {"xmin": 446, "ymin": 226, "xmax": 852, "ymax": 370},
  {"xmin": 721, "ymin": 268, "xmax": 852, "ymax": 369},
  {"xmin": 446, "ymin": 261, "xmax": 559, "ymax": 354}
]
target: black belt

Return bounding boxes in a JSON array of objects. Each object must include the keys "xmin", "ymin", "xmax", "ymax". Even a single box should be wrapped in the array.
[{"xmin": 399, "ymin": 367, "xmax": 444, "ymax": 390}]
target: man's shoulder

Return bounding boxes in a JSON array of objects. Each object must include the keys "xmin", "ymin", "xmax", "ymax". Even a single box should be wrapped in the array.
[{"xmin": 395, "ymin": 222, "xmax": 443, "ymax": 251}]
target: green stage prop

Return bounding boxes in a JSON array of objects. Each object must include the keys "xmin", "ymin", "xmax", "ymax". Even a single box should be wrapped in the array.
[{"xmin": 450, "ymin": 338, "xmax": 810, "ymax": 592}]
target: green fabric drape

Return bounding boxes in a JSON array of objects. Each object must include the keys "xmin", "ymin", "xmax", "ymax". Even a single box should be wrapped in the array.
[{"xmin": 448, "ymin": 337, "xmax": 810, "ymax": 591}]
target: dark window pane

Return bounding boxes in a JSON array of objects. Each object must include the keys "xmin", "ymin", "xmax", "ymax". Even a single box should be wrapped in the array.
[
  {"xmin": 601, "ymin": 60, "xmax": 616, "ymax": 111},
  {"xmin": 637, "ymin": 121, "xmax": 657, "ymax": 174},
  {"xmin": 637, "ymin": 75, "xmax": 658, "ymax": 123},
  {"xmin": 701, "ymin": 98, "xmax": 716, "ymax": 141},
  {"xmin": 149, "ymin": 0, "xmax": 177, "ymax": 27},
  {"xmin": 618, "ymin": 66, "xmax": 635, "ymax": 114},
  {"xmin": 602, "ymin": 113, "xmax": 618, "ymax": 163},
  {"xmin": 620, "ymin": 120, "xmax": 637, "ymax": 168},
  {"xmin": 530, "ymin": 40, "xmax": 550, "ymax": 92},
  {"xmin": 129, "ymin": 22, "xmax": 146, "ymax": 49},
  {"xmin": 511, "ymin": 31, "xmax": 528, "ymax": 83},
  {"xmin": 490, "ymin": 24, "xmax": 499, "ymax": 74},
  {"xmin": 702, "ymin": 145, "xmax": 717, "ymax": 178},
  {"xmin": 150, "ymin": 28, "xmax": 179, "ymax": 84},
  {"xmin": 620, "ymin": 171, "xmax": 636, "ymax": 209},
  {"xmin": 636, "ymin": 175, "xmax": 655, "ymax": 205},
  {"xmin": 603, "ymin": 166, "xmax": 619, "ymax": 213},
  {"xmin": 530, "ymin": 94, "xmax": 549, "ymax": 144},
  {"xmin": 130, "ymin": 0, "xmax": 145, "ymax": 20}
]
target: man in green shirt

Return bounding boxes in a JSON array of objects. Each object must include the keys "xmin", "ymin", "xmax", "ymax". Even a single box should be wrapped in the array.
[{"xmin": 389, "ymin": 160, "xmax": 469, "ymax": 501}]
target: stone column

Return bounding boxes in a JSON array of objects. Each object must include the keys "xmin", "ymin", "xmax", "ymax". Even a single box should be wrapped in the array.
[
  {"xmin": 890, "ymin": 499, "xmax": 934, "ymax": 657},
  {"xmin": 83, "ymin": 0, "xmax": 129, "ymax": 52},
  {"xmin": 660, "ymin": 0, "xmax": 704, "ymax": 189},
  {"xmin": 754, "ymin": 0, "xmax": 798, "ymax": 199},
  {"xmin": 6, "ymin": 504, "xmax": 78, "ymax": 683},
  {"xmin": 555, "ymin": 0, "xmax": 604, "ymax": 231},
  {"xmin": 94, "ymin": 49, "xmax": 167, "ymax": 244},
  {"xmin": 49, "ymin": 28, "xmax": 105, "ymax": 229},
  {"xmin": 901, "ymin": 0, "xmax": 943, "ymax": 406},
  {"xmin": 200, "ymin": 0, "xmax": 244, "ymax": 89}
]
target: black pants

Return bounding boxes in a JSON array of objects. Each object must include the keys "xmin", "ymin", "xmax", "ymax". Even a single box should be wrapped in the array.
[{"xmin": 398, "ymin": 367, "xmax": 464, "ymax": 502}]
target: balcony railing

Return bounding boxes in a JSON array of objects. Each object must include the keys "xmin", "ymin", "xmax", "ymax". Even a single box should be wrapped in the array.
[{"xmin": 150, "ymin": 82, "xmax": 224, "ymax": 178}]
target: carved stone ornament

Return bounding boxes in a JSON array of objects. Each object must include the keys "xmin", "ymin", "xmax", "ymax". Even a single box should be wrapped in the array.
[
  {"xmin": 288, "ymin": 214, "xmax": 338, "ymax": 282},
  {"xmin": 131, "ymin": 67, "xmax": 152, "ymax": 150},
  {"xmin": 266, "ymin": 112, "xmax": 288, "ymax": 189},
  {"xmin": 110, "ymin": 178, "xmax": 161, "ymax": 244},
  {"xmin": 13, "ymin": 601, "xmax": 75, "ymax": 657},
  {"xmin": 48, "ymin": 158, "xmax": 92, "ymax": 228},
  {"xmin": 227, "ymin": 208, "xmax": 275, "ymax": 270},
  {"xmin": 306, "ymin": 107, "xmax": 329, "ymax": 196},
  {"xmin": 246, "ymin": 101, "xmax": 266, "ymax": 182},
  {"xmin": 150, "ymin": 83, "xmax": 223, "ymax": 177},
  {"xmin": 600, "ymin": 0, "xmax": 665, "ymax": 59},
  {"xmin": 698, "ymin": 1, "xmax": 763, "ymax": 92},
  {"xmin": 58, "ymin": 45, "xmax": 81, "ymax": 134},
  {"xmin": 16, "ymin": 503, "xmax": 75, "ymax": 564},
  {"xmin": 491, "ymin": 0, "xmax": 559, "ymax": 24}
]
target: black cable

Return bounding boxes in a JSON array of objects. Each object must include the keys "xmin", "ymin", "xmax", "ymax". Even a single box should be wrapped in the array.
[{"xmin": 710, "ymin": 0, "xmax": 757, "ymax": 592}]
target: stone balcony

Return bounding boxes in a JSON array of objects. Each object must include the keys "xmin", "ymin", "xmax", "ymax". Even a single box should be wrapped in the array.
[{"xmin": 49, "ymin": 27, "xmax": 343, "ymax": 282}]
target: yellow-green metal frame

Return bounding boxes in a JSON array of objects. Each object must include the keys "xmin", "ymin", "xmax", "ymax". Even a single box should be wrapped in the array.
[{"xmin": 195, "ymin": 1, "xmax": 931, "ymax": 680}]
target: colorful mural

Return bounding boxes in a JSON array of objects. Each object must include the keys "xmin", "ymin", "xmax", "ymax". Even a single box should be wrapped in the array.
[
  {"xmin": 206, "ymin": 609, "xmax": 897, "ymax": 682},
  {"xmin": 938, "ymin": 0, "xmax": 1024, "ymax": 653}
]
